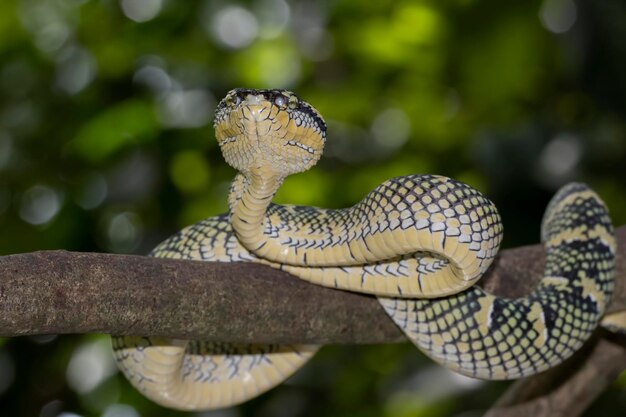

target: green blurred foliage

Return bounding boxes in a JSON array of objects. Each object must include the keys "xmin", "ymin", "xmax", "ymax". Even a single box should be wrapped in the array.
[
  {"xmin": 72, "ymin": 99, "xmax": 158, "ymax": 162},
  {"xmin": 0, "ymin": 0, "xmax": 625, "ymax": 416}
]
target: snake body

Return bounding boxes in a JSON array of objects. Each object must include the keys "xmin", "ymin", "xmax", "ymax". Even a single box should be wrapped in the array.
[{"xmin": 112, "ymin": 89, "xmax": 616, "ymax": 410}]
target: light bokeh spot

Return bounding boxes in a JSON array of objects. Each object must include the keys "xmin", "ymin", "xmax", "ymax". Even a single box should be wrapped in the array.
[
  {"xmin": 210, "ymin": 6, "xmax": 259, "ymax": 49},
  {"xmin": 539, "ymin": 0, "xmax": 577, "ymax": 34},
  {"xmin": 35, "ymin": 21, "xmax": 70, "ymax": 52},
  {"xmin": 157, "ymin": 89, "xmax": 214, "ymax": 128},
  {"xmin": 120, "ymin": 0, "xmax": 163, "ymax": 23},
  {"xmin": 255, "ymin": 0, "xmax": 290, "ymax": 39},
  {"xmin": 371, "ymin": 108, "xmax": 411, "ymax": 151},
  {"xmin": 56, "ymin": 47, "xmax": 97, "ymax": 94},
  {"xmin": 19, "ymin": 185, "xmax": 63, "ymax": 226},
  {"xmin": 133, "ymin": 65, "xmax": 172, "ymax": 94},
  {"xmin": 75, "ymin": 173, "xmax": 108, "ymax": 210},
  {"xmin": 102, "ymin": 404, "xmax": 140, "ymax": 417},
  {"xmin": 66, "ymin": 338, "xmax": 118, "ymax": 394},
  {"xmin": 539, "ymin": 133, "xmax": 582, "ymax": 183},
  {"xmin": 106, "ymin": 211, "xmax": 143, "ymax": 253}
]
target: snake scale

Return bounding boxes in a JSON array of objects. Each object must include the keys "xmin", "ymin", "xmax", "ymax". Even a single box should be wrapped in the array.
[{"xmin": 112, "ymin": 89, "xmax": 617, "ymax": 410}]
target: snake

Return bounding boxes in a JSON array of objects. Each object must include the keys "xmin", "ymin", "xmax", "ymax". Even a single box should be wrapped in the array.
[{"xmin": 111, "ymin": 88, "xmax": 617, "ymax": 410}]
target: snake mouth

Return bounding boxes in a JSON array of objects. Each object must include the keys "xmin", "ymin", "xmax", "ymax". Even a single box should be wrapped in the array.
[
  {"xmin": 217, "ymin": 135, "xmax": 237, "ymax": 146},
  {"xmin": 217, "ymin": 135, "xmax": 316, "ymax": 153},
  {"xmin": 285, "ymin": 140, "xmax": 316, "ymax": 154}
]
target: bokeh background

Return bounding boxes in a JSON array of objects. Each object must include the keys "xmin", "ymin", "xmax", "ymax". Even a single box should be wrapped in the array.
[{"xmin": 0, "ymin": 0, "xmax": 625, "ymax": 416}]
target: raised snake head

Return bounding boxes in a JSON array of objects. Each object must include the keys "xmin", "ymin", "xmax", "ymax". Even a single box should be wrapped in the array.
[{"xmin": 214, "ymin": 88, "xmax": 327, "ymax": 177}]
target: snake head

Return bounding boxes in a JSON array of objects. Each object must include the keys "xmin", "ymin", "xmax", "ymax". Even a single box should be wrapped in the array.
[{"xmin": 214, "ymin": 88, "xmax": 327, "ymax": 177}]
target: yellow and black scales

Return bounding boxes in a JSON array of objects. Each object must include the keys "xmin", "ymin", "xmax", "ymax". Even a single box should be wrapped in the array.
[{"xmin": 112, "ymin": 89, "xmax": 617, "ymax": 410}]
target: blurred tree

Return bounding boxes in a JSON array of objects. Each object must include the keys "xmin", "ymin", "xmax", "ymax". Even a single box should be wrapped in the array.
[{"xmin": 0, "ymin": 0, "xmax": 624, "ymax": 416}]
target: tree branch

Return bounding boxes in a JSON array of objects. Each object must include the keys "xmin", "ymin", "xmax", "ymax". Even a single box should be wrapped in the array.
[{"xmin": 0, "ymin": 226, "xmax": 624, "ymax": 344}]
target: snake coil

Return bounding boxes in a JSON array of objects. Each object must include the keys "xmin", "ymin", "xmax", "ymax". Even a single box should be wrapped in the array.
[{"xmin": 112, "ymin": 89, "xmax": 616, "ymax": 410}]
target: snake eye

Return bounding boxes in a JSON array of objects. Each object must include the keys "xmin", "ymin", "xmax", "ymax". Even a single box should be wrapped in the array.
[{"xmin": 274, "ymin": 94, "xmax": 287, "ymax": 108}]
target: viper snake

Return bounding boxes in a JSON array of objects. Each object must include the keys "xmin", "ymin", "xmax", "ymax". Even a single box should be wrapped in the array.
[{"xmin": 112, "ymin": 89, "xmax": 618, "ymax": 410}]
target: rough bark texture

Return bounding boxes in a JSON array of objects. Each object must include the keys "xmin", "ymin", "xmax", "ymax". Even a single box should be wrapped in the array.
[
  {"xmin": 0, "ymin": 251, "xmax": 405, "ymax": 343},
  {"xmin": 0, "ymin": 227, "xmax": 624, "ymax": 344}
]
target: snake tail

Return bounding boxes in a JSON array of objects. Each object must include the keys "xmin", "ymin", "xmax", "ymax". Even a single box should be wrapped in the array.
[{"xmin": 380, "ymin": 182, "xmax": 616, "ymax": 379}]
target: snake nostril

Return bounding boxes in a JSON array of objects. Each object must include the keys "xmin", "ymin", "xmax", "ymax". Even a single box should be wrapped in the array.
[
  {"xmin": 288, "ymin": 95, "xmax": 298, "ymax": 109},
  {"xmin": 225, "ymin": 93, "xmax": 242, "ymax": 107}
]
